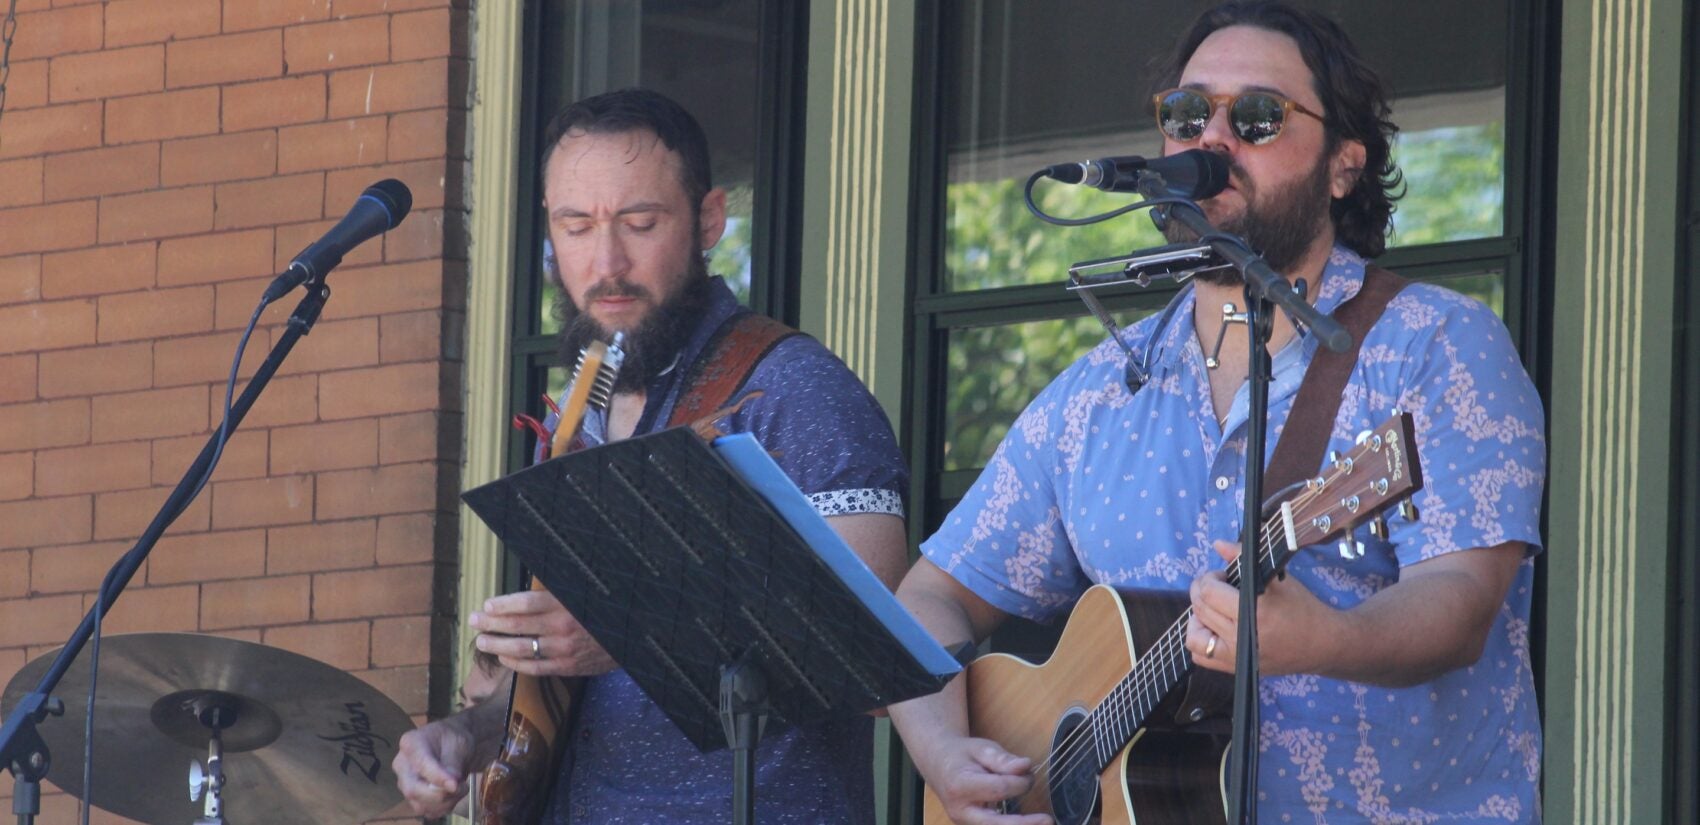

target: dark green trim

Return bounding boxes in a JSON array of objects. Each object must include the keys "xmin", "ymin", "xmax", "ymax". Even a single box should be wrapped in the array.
[
  {"xmin": 893, "ymin": 5, "xmax": 945, "ymax": 823},
  {"xmin": 1518, "ymin": 0, "xmax": 1563, "ymax": 714},
  {"xmin": 903, "ymin": 0, "xmax": 946, "ymax": 554},
  {"xmin": 750, "ymin": 1, "xmax": 810, "ymax": 326},
  {"xmin": 1672, "ymin": 0, "xmax": 1698, "ymax": 816}
]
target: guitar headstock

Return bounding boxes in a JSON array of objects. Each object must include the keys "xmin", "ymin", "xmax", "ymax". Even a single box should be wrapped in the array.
[
  {"xmin": 1274, "ymin": 410, "xmax": 1424, "ymax": 568},
  {"xmin": 548, "ymin": 332, "xmax": 626, "ymax": 457}
]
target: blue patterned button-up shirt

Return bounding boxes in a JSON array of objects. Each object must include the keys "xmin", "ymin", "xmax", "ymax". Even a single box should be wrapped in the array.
[{"xmin": 922, "ymin": 246, "xmax": 1546, "ymax": 823}]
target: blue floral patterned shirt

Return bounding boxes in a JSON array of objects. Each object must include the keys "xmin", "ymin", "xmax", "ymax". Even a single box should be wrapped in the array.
[
  {"xmin": 922, "ymin": 247, "xmax": 1546, "ymax": 823},
  {"xmin": 541, "ymin": 277, "xmax": 907, "ymax": 825}
]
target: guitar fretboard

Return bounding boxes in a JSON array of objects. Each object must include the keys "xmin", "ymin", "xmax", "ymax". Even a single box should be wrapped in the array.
[{"xmin": 1075, "ymin": 521, "xmax": 1291, "ymax": 773}]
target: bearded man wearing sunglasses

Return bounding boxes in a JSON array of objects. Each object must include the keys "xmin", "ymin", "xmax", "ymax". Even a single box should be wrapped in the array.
[{"xmin": 888, "ymin": 2, "xmax": 1546, "ymax": 824}]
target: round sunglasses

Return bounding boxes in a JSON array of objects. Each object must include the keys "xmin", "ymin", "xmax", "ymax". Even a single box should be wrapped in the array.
[{"xmin": 1152, "ymin": 88, "xmax": 1325, "ymax": 146}]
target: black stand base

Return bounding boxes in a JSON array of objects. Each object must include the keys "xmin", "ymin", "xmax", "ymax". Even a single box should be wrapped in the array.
[{"xmin": 720, "ymin": 653, "xmax": 769, "ymax": 825}]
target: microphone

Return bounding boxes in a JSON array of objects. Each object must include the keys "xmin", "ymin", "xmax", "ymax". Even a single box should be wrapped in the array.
[
  {"xmin": 1042, "ymin": 149, "xmax": 1230, "ymax": 199},
  {"xmin": 262, "ymin": 179, "xmax": 413, "ymax": 303}
]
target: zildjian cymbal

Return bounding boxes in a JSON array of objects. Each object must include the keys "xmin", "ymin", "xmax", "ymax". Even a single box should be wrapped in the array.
[{"xmin": 3, "ymin": 633, "xmax": 411, "ymax": 824}]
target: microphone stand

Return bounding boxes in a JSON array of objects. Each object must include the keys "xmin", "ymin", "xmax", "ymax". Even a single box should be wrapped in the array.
[
  {"xmin": 0, "ymin": 281, "xmax": 334, "ymax": 825},
  {"xmin": 1132, "ymin": 170, "xmax": 1351, "ymax": 825}
]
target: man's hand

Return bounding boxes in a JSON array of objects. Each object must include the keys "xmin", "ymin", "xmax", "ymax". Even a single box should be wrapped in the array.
[
  {"xmin": 913, "ymin": 736, "xmax": 1052, "ymax": 825},
  {"xmin": 1185, "ymin": 539, "xmax": 1527, "ymax": 686},
  {"xmin": 393, "ymin": 717, "xmax": 476, "ymax": 818},
  {"xmin": 469, "ymin": 591, "xmax": 617, "ymax": 677},
  {"xmin": 1186, "ymin": 540, "xmax": 1337, "ymax": 676}
]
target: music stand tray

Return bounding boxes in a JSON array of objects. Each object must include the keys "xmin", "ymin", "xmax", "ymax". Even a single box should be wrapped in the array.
[{"xmin": 461, "ymin": 427, "xmax": 961, "ymax": 822}]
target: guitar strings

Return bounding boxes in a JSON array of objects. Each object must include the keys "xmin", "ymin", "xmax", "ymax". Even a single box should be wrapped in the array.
[
  {"xmin": 1022, "ymin": 516, "xmax": 1295, "ymax": 804},
  {"xmin": 1031, "ymin": 489, "xmax": 1323, "ymax": 791},
  {"xmin": 1024, "ymin": 460, "xmax": 1355, "ymax": 806},
  {"xmin": 1015, "ymin": 461, "xmax": 1349, "ymax": 806}
]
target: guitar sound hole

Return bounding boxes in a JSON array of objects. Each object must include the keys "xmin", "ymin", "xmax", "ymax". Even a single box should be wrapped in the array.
[{"xmin": 1047, "ymin": 708, "xmax": 1100, "ymax": 825}]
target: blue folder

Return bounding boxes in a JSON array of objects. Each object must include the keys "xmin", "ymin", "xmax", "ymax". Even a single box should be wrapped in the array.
[{"xmin": 711, "ymin": 432, "xmax": 963, "ymax": 679}]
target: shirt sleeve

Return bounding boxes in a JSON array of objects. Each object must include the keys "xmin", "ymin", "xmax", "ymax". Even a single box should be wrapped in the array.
[
  {"xmin": 725, "ymin": 335, "xmax": 908, "ymax": 519},
  {"xmin": 918, "ymin": 358, "xmax": 1098, "ymax": 623},
  {"xmin": 1370, "ymin": 284, "xmax": 1547, "ymax": 567}
]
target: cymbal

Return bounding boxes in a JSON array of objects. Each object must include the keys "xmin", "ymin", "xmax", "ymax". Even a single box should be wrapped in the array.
[{"xmin": 3, "ymin": 633, "xmax": 411, "ymax": 824}]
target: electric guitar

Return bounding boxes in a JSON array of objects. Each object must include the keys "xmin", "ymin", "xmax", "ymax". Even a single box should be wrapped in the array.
[
  {"xmin": 922, "ymin": 411, "xmax": 1424, "ymax": 825},
  {"xmin": 477, "ymin": 334, "xmax": 624, "ymax": 825}
]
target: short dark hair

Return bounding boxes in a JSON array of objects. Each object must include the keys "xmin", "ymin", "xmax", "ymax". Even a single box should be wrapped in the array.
[
  {"xmin": 539, "ymin": 87, "xmax": 714, "ymax": 211},
  {"xmin": 1153, "ymin": 1, "xmax": 1403, "ymax": 258}
]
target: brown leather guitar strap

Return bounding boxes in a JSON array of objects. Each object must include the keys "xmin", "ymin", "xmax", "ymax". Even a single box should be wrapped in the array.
[
  {"xmin": 1262, "ymin": 266, "xmax": 1410, "ymax": 495},
  {"xmin": 667, "ymin": 311, "xmax": 800, "ymax": 431},
  {"xmin": 1171, "ymin": 266, "xmax": 1409, "ymax": 726}
]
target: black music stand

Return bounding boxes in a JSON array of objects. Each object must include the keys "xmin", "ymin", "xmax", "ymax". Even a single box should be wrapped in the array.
[{"xmin": 461, "ymin": 427, "xmax": 962, "ymax": 825}]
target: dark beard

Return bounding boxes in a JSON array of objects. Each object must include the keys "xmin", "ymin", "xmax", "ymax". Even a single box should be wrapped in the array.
[
  {"xmin": 1165, "ymin": 153, "xmax": 1333, "ymax": 286},
  {"xmin": 554, "ymin": 256, "xmax": 714, "ymax": 393}
]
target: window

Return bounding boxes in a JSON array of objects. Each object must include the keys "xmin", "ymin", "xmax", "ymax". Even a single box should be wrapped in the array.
[{"xmin": 504, "ymin": 0, "xmax": 806, "ymax": 582}]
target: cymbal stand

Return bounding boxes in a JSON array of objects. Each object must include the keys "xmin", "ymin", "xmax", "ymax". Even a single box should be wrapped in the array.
[{"xmin": 187, "ymin": 696, "xmax": 235, "ymax": 825}]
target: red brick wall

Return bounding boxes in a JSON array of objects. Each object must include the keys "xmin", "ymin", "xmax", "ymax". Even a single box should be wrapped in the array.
[{"xmin": 0, "ymin": 1, "xmax": 468, "ymax": 820}]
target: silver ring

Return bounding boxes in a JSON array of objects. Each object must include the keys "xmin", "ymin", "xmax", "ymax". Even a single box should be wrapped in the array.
[
  {"xmin": 1204, "ymin": 633, "xmax": 1219, "ymax": 659},
  {"xmin": 530, "ymin": 636, "xmax": 543, "ymax": 660}
]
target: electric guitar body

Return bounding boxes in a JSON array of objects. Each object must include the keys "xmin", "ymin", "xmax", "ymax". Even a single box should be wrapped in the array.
[{"xmin": 477, "ymin": 335, "xmax": 624, "ymax": 825}]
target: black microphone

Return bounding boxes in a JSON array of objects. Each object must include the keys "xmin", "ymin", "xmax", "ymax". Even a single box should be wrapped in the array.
[
  {"xmin": 1042, "ymin": 149, "xmax": 1230, "ymax": 199},
  {"xmin": 262, "ymin": 179, "xmax": 413, "ymax": 303}
]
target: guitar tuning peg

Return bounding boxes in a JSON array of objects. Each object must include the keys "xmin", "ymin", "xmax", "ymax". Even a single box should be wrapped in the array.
[
  {"xmin": 1398, "ymin": 500, "xmax": 1419, "ymax": 522},
  {"xmin": 1354, "ymin": 429, "xmax": 1373, "ymax": 445},
  {"xmin": 1328, "ymin": 450, "xmax": 1353, "ymax": 473},
  {"xmin": 1367, "ymin": 516, "xmax": 1388, "ymax": 539},
  {"xmin": 1337, "ymin": 538, "xmax": 1365, "ymax": 560}
]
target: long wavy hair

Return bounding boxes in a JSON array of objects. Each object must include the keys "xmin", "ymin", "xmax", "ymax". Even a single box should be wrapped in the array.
[{"xmin": 1152, "ymin": 1, "xmax": 1404, "ymax": 258}]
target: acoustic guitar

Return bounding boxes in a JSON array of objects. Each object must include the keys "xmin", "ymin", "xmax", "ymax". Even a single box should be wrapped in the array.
[
  {"xmin": 476, "ymin": 334, "xmax": 624, "ymax": 825},
  {"xmin": 922, "ymin": 411, "xmax": 1424, "ymax": 825}
]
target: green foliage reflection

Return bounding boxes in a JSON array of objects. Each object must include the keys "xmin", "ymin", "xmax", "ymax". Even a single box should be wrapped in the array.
[
  {"xmin": 1389, "ymin": 123, "xmax": 1505, "ymax": 246},
  {"xmin": 946, "ymin": 178, "xmax": 1170, "ymax": 292}
]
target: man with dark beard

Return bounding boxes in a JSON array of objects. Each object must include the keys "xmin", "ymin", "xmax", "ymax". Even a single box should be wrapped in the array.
[
  {"xmin": 888, "ymin": 3, "xmax": 1545, "ymax": 823},
  {"xmin": 393, "ymin": 88, "xmax": 909, "ymax": 824}
]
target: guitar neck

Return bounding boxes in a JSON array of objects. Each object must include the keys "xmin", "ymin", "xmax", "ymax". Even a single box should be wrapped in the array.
[{"xmin": 1078, "ymin": 519, "xmax": 1292, "ymax": 774}]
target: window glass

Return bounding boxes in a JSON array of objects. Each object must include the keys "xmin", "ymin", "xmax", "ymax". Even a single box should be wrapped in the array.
[
  {"xmin": 534, "ymin": 0, "xmax": 761, "ymax": 336},
  {"xmin": 1432, "ymin": 269, "xmax": 1505, "ymax": 318},
  {"xmin": 940, "ymin": 1, "xmax": 1509, "ymax": 292},
  {"xmin": 1389, "ymin": 117, "xmax": 1505, "ymax": 245}
]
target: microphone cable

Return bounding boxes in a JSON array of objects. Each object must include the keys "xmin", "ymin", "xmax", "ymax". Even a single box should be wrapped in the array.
[{"xmin": 1023, "ymin": 169, "xmax": 1208, "ymax": 227}]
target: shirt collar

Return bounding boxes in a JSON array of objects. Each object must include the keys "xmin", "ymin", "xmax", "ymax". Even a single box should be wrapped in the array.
[{"xmin": 1144, "ymin": 243, "xmax": 1367, "ymax": 380}]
